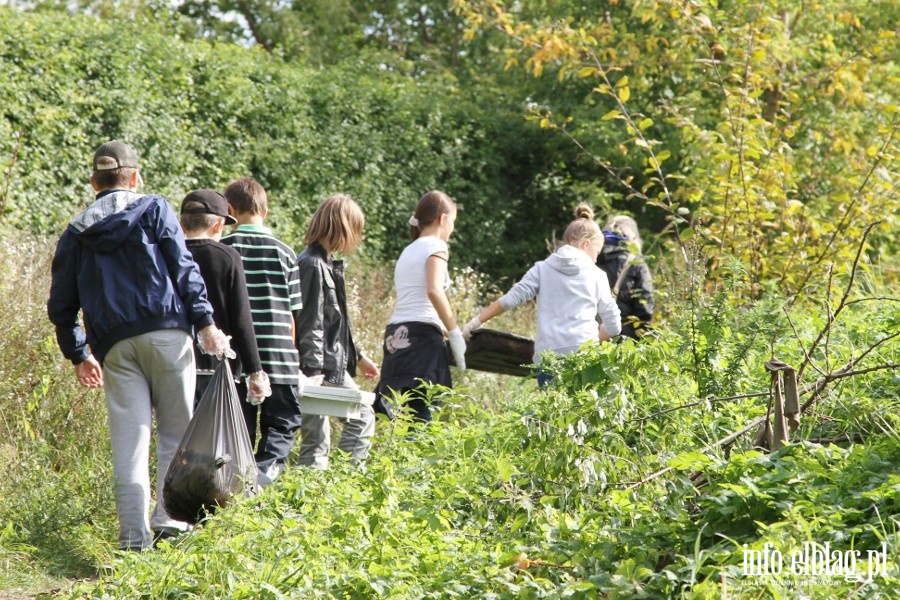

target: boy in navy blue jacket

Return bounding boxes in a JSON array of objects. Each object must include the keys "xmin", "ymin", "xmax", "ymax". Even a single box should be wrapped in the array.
[{"xmin": 47, "ymin": 140, "xmax": 231, "ymax": 551}]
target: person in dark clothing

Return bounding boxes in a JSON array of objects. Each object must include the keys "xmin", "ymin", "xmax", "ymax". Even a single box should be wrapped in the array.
[
  {"xmin": 295, "ymin": 193, "xmax": 380, "ymax": 469},
  {"xmin": 47, "ymin": 140, "xmax": 233, "ymax": 551},
  {"xmin": 596, "ymin": 215, "xmax": 655, "ymax": 340},
  {"xmin": 179, "ymin": 189, "xmax": 271, "ymax": 407}
]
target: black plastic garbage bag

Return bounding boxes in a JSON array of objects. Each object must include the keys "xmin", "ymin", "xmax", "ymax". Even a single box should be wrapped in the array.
[{"xmin": 164, "ymin": 360, "xmax": 257, "ymax": 524}]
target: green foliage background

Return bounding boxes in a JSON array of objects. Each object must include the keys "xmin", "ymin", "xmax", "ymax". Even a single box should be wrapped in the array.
[
  {"xmin": 0, "ymin": 9, "xmax": 581, "ymax": 284},
  {"xmin": 1, "ymin": 232, "xmax": 897, "ymax": 598}
]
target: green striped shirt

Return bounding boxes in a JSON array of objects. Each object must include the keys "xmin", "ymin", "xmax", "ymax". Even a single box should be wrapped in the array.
[{"xmin": 221, "ymin": 224, "xmax": 301, "ymax": 385}]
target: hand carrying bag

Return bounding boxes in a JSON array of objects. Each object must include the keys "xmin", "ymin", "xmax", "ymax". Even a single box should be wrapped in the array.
[{"xmin": 164, "ymin": 360, "xmax": 257, "ymax": 524}]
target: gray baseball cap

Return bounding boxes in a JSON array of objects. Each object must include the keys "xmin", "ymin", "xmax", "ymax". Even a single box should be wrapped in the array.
[{"xmin": 93, "ymin": 140, "xmax": 140, "ymax": 171}]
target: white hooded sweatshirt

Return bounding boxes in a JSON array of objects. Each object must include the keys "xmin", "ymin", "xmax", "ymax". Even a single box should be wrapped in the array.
[{"xmin": 499, "ymin": 244, "xmax": 621, "ymax": 363}]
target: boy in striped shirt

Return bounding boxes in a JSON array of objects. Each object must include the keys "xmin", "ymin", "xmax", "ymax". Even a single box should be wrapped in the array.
[{"xmin": 222, "ymin": 177, "xmax": 302, "ymax": 485}]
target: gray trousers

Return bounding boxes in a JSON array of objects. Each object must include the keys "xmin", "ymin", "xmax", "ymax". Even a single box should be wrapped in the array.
[
  {"xmin": 103, "ymin": 330, "xmax": 194, "ymax": 550},
  {"xmin": 298, "ymin": 373, "xmax": 375, "ymax": 469}
]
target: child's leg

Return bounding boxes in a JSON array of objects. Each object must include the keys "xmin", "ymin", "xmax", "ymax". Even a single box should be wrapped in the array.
[
  {"xmin": 298, "ymin": 415, "xmax": 331, "ymax": 469},
  {"xmin": 332, "ymin": 373, "xmax": 374, "ymax": 465},
  {"xmin": 255, "ymin": 383, "xmax": 302, "ymax": 483}
]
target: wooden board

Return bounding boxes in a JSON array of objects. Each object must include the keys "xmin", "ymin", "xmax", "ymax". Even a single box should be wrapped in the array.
[{"xmin": 453, "ymin": 328, "xmax": 535, "ymax": 377}]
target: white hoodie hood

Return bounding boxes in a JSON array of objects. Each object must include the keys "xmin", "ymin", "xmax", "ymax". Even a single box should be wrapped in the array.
[{"xmin": 545, "ymin": 244, "xmax": 596, "ymax": 276}]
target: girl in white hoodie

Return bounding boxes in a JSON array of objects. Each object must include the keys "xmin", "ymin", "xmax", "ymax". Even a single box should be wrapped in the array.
[{"xmin": 462, "ymin": 204, "xmax": 621, "ymax": 382}]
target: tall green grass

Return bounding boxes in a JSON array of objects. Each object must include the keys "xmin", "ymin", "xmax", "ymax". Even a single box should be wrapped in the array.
[
  {"xmin": 2, "ymin": 233, "xmax": 897, "ymax": 598},
  {"xmin": 0, "ymin": 232, "xmax": 537, "ymax": 596}
]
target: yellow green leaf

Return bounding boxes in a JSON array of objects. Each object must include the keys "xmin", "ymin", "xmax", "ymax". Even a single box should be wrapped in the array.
[{"xmin": 618, "ymin": 86, "xmax": 630, "ymax": 102}]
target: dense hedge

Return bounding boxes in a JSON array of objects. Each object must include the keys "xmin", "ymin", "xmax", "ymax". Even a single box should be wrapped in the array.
[{"xmin": 0, "ymin": 9, "xmax": 576, "ymax": 282}]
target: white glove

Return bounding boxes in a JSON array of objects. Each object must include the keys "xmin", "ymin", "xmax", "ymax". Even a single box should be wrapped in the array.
[
  {"xmin": 197, "ymin": 325, "xmax": 236, "ymax": 360},
  {"xmin": 461, "ymin": 316, "xmax": 482, "ymax": 340},
  {"xmin": 297, "ymin": 372, "xmax": 325, "ymax": 396},
  {"xmin": 247, "ymin": 371, "xmax": 271, "ymax": 405},
  {"xmin": 448, "ymin": 327, "xmax": 466, "ymax": 371}
]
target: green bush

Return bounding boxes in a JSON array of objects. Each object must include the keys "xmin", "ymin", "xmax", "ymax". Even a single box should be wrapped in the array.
[{"xmin": 0, "ymin": 8, "xmax": 586, "ymax": 283}]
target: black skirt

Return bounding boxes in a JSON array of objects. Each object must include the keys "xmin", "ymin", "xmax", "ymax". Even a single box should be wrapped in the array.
[{"xmin": 373, "ymin": 321, "xmax": 452, "ymax": 417}]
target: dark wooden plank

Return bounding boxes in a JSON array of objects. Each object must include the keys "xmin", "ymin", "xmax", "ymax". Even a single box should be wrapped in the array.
[{"xmin": 452, "ymin": 328, "xmax": 535, "ymax": 377}]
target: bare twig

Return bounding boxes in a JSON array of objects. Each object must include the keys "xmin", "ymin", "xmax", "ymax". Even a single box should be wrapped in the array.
[
  {"xmin": 800, "ymin": 349, "xmax": 900, "ymax": 413},
  {"xmin": 625, "ymin": 391, "xmax": 769, "ymax": 427},
  {"xmin": 798, "ymin": 221, "xmax": 881, "ymax": 380},
  {"xmin": 782, "ymin": 306, "xmax": 827, "ymax": 377},
  {"xmin": 844, "ymin": 297, "xmax": 900, "ymax": 308}
]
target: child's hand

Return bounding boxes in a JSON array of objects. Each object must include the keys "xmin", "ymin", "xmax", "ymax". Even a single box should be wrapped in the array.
[
  {"xmin": 197, "ymin": 325, "xmax": 236, "ymax": 360},
  {"xmin": 75, "ymin": 355, "xmax": 104, "ymax": 388},
  {"xmin": 358, "ymin": 355, "xmax": 380, "ymax": 379},
  {"xmin": 248, "ymin": 371, "xmax": 271, "ymax": 405},
  {"xmin": 462, "ymin": 316, "xmax": 482, "ymax": 340},
  {"xmin": 448, "ymin": 328, "xmax": 466, "ymax": 371}
]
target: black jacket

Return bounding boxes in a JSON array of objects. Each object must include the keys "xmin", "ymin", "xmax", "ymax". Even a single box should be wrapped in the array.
[
  {"xmin": 295, "ymin": 242, "xmax": 358, "ymax": 384},
  {"xmin": 597, "ymin": 244, "xmax": 654, "ymax": 339},
  {"xmin": 185, "ymin": 238, "xmax": 263, "ymax": 378}
]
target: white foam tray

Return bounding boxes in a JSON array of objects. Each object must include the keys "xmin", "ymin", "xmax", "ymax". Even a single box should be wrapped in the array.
[{"xmin": 299, "ymin": 385, "xmax": 375, "ymax": 418}]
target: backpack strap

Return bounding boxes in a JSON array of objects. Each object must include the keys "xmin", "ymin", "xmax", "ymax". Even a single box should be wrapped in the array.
[{"xmin": 611, "ymin": 254, "xmax": 637, "ymax": 297}]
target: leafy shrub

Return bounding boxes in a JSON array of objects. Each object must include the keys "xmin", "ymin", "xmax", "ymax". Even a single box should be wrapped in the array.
[{"xmin": 0, "ymin": 8, "xmax": 588, "ymax": 283}]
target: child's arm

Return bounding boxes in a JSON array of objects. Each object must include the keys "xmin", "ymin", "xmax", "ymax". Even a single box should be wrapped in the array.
[
  {"xmin": 296, "ymin": 260, "xmax": 326, "ymax": 376},
  {"xmin": 462, "ymin": 300, "xmax": 505, "ymax": 339},
  {"xmin": 596, "ymin": 271, "xmax": 622, "ymax": 339},
  {"xmin": 426, "ymin": 252, "xmax": 466, "ymax": 370},
  {"xmin": 462, "ymin": 264, "xmax": 539, "ymax": 338},
  {"xmin": 425, "ymin": 253, "xmax": 457, "ymax": 332}
]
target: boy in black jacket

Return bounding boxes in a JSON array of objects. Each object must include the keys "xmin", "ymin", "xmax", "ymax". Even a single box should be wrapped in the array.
[{"xmin": 179, "ymin": 189, "xmax": 271, "ymax": 405}]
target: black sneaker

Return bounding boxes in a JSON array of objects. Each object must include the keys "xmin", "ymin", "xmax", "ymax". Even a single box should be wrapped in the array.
[{"xmin": 152, "ymin": 529, "xmax": 179, "ymax": 548}]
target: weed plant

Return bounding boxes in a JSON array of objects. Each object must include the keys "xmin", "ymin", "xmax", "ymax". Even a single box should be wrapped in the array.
[{"xmin": 1, "ymin": 233, "xmax": 897, "ymax": 599}]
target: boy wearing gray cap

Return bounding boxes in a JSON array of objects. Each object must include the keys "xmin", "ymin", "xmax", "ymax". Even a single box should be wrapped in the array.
[{"xmin": 47, "ymin": 140, "xmax": 232, "ymax": 550}]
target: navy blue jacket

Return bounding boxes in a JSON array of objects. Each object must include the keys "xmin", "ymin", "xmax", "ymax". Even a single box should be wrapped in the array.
[{"xmin": 47, "ymin": 190, "xmax": 214, "ymax": 364}]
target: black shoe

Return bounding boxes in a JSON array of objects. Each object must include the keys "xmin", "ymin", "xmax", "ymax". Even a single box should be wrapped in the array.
[{"xmin": 152, "ymin": 529, "xmax": 179, "ymax": 548}]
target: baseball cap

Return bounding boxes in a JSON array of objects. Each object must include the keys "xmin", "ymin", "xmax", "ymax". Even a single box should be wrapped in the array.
[
  {"xmin": 180, "ymin": 189, "xmax": 237, "ymax": 225},
  {"xmin": 93, "ymin": 140, "xmax": 140, "ymax": 171}
]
